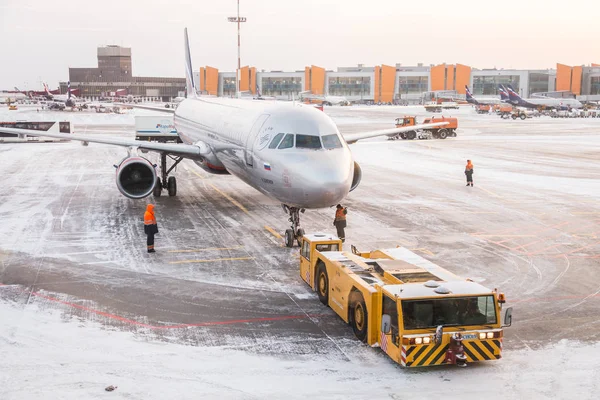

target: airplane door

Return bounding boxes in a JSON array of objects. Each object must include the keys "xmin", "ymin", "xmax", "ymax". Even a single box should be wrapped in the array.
[{"xmin": 244, "ymin": 114, "xmax": 270, "ymax": 167}]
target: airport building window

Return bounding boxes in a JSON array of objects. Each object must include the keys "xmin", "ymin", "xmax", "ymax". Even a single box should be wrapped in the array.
[
  {"xmin": 529, "ymin": 73, "xmax": 550, "ymax": 95},
  {"xmin": 590, "ymin": 77, "xmax": 600, "ymax": 95},
  {"xmin": 261, "ymin": 77, "xmax": 302, "ymax": 96},
  {"xmin": 296, "ymin": 135, "xmax": 322, "ymax": 149},
  {"xmin": 322, "ymin": 134, "xmax": 342, "ymax": 149},
  {"xmin": 398, "ymin": 76, "xmax": 428, "ymax": 95},
  {"xmin": 328, "ymin": 77, "xmax": 370, "ymax": 96},
  {"xmin": 473, "ymin": 75, "xmax": 520, "ymax": 95},
  {"xmin": 269, "ymin": 132, "xmax": 285, "ymax": 149},
  {"xmin": 278, "ymin": 134, "xmax": 294, "ymax": 149},
  {"xmin": 223, "ymin": 78, "xmax": 236, "ymax": 97}
]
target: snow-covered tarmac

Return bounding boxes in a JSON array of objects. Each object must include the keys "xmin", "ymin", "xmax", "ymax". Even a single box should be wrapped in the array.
[{"xmin": 1, "ymin": 105, "xmax": 599, "ymax": 399}]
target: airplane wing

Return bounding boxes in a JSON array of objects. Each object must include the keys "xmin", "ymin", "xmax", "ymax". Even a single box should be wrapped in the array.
[
  {"xmin": 343, "ymin": 122, "xmax": 450, "ymax": 144},
  {"xmin": 114, "ymin": 103, "xmax": 176, "ymax": 114},
  {"xmin": 0, "ymin": 126, "xmax": 207, "ymax": 158}
]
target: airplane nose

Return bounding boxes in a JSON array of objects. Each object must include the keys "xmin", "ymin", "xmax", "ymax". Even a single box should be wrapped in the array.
[{"xmin": 292, "ymin": 150, "xmax": 353, "ymax": 208}]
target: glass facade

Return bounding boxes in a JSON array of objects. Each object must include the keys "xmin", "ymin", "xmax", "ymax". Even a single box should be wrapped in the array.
[
  {"xmin": 328, "ymin": 76, "xmax": 370, "ymax": 96},
  {"xmin": 590, "ymin": 77, "xmax": 600, "ymax": 95},
  {"xmin": 222, "ymin": 78, "xmax": 236, "ymax": 97},
  {"xmin": 261, "ymin": 77, "xmax": 302, "ymax": 96},
  {"xmin": 528, "ymin": 73, "xmax": 550, "ymax": 95},
  {"xmin": 397, "ymin": 76, "xmax": 428, "ymax": 95},
  {"xmin": 473, "ymin": 75, "xmax": 520, "ymax": 95}
]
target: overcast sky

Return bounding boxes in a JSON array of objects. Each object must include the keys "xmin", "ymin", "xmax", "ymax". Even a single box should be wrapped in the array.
[{"xmin": 1, "ymin": 0, "xmax": 598, "ymax": 90}]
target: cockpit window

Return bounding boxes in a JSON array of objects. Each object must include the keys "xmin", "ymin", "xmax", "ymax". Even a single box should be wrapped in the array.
[
  {"xmin": 322, "ymin": 134, "xmax": 343, "ymax": 149},
  {"xmin": 296, "ymin": 134, "xmax": 322, "ymax": 149},
  {"xmin": 269, "ymin": 132, "xmax": 285, "ymax": 149},
  {"xmin": 278, "ymin": 133, "xmax": 294, "ymax": 149}
]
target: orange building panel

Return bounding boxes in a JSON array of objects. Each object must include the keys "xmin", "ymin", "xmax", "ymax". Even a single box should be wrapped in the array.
[
  {"xmin": 571, "ymin": 66, "xmax": 582, "ymax": 95},
  {"xmin": 446, "ymin": 65, "xmax": 455, "ymax": 91},
  {"xmin": 455, "ymin": 64, "xmax": 471, "ymax": 94},
  {"xmin": 430, "ymin": 64, "xmax": 446, "ymax": 92},
  {"xmin": 250, "ymin": 67, "xmax": 256, "ymax": 94},
  {"xmin": 205, "ymin": 66, "xmax": 219, "ymax": 96},
  {"xmin": 311, "ymin": 65, "xmax": 325, "ymax": 95},
  {"xmin": 199, "ymin": 67, "xmax": 205, "ymax": 91},
  {"xmin": 556, "ymin": 64, "xmax": 572, "ymax": 92},
  {"xmin": 380, "ymin": 65, "xmax": 396, "ymax": 103},
  {"xmin": 593, "ymin": 63, "xmax": 600, "ymax": 67},
  {"xmin": 374, "ymin": 66, "xmax": 381, "ymax": 103},
  {"xmin": 240, "ymin": 66, "xmax": 249, "ymax": 92}
]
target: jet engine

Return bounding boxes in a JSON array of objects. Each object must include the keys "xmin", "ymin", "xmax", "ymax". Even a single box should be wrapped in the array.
[
  {"xmin": 350, "ymin": 161, "xmax": 362, "ymax": 192},
  {"xmin": 115, "ymin": 157, "xmax": 157, "ymax": 199}
]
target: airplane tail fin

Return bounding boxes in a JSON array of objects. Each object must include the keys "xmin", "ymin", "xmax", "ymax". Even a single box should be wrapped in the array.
[
  {"xmin": 14, "ymin": 87, "xmax": 20, "ymax": 92},
  {"xmin": 505, "ymin": 85, "xmax": 522, "ymax": 102},
  {"xmin": 43, "ymin": 83, "xmax": 51, "ymax": 96},
  {"xmin": 465, "ymin": 85, "xmax": 479, "ymax": 105},
  {"xmin": 67, "ymin": 81, "xmax": 71, "ymax": 99},
  {"xmin": 183, "ymin": 28, "xmax": 197, "ymax": 99},
  {"xmin": 498, "ymin": 84, "xmax": 510, "ymax": 102}
]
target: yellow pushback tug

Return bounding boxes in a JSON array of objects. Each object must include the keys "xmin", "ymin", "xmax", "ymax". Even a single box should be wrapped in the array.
[{"xmin": 300, "ymin": 234, "xmax": 513, "ymax": 367}]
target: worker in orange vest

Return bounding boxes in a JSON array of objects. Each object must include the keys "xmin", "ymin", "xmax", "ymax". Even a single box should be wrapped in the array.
[
  {"xmin": 465, "ymin": 160, "xmax": 474, "ymax": 187},
  {"xmin": 144, "ymin": 204, "xmax": 158, "ymax": 253},
  {"xmin": 333, "ymin": 204, "xmax": 348, "ymax": 243}
]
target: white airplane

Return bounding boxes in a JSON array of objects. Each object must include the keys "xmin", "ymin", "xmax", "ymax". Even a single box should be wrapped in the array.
[
  {"xmin": 0, "ymin": 28, "xmax": 448, "ymax": 247},
  {"xmin": 0, "ymin": 91, "xmax": 27, "ymax": 103},
  {"xmin": 504, "ymin": 85, "xmax": 582, "ymax": 110},
  {"xmin": 43, "ymin": 82, "xmax": 84, "ymax": 109}
]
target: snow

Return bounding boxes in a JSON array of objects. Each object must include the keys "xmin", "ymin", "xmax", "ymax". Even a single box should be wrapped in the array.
[{"xmin": 1, "ymin": 299, "xmax": 599, "ymax": 400}]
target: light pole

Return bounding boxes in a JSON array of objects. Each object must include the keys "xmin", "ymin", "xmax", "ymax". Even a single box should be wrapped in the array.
[{"xmin": 228, "ymin": 0, "xmax": 246, "ymax": 98}]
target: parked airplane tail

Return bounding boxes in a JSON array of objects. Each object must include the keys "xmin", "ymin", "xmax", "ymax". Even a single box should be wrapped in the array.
[
  {"xmin": 465, "ymin": 85, "xmax": 479, "ymax": 105},
  {"xmin": 505, "ymin": 85, "xmax": 522, "ymax": 103},
  {"xmin": 43, "ymin": 83, "xmax": 51, "ymax": 96},
  {"xmin": 498, "ymin": 85, "xmax": 510, "ymax": 102},
  {"xmin": 183, "ymin": 28, "xmax": 197, "ymax": 99},
  {"xmin": 67, "ymin": 81, "xmax": 71, "ymax": 99}
]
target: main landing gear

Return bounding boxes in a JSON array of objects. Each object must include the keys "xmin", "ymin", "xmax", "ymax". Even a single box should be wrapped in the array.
[
  {"xmin": 282, "ymin": 205, "xmax": 305, "ymax": 248},
  {"xmin": 153, "ymin": 153, "xmax": 184, "ymax": 197}
]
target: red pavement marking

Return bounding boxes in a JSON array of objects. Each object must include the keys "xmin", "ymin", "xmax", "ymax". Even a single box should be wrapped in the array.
[{"xmin": 0, "ymin": 283, "xmax": 321, "ymax": 330}]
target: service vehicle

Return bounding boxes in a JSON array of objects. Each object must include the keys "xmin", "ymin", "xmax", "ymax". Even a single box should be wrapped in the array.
[
  {"xmin": 299, "ymin": 233, "xmax": 513, "ymax": 368},
  {"xmin": 476, "ymin": 104, "xmax": 491, "ymax": 114},
  {"xmin": 134, "ymin": 115, "xmax": 181, "ymax": 143},
  {"xmin": 389, "ymin": 116, "xmax": 457, "ymax": 140}
]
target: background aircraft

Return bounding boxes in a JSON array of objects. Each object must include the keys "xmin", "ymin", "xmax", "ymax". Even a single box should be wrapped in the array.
[
  {"xmin": 465, "ymin": 86, "xmax": 501, "ymax": 105},
  {"xmin": 0, "ymin": 28, "xmax": 448, "ymax": 247},
  {"xmin": 504, "ymin": 85, "xmax": 582, "ymax": 110}
]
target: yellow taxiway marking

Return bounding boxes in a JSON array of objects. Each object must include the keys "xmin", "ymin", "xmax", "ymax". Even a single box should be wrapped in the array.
[
  {"xmin": 264, "ymin": 225, "xmax": 282, "ymax": 239},
  {"xmin": 411, "ymin": 248, "xmax": 435, "ymax": 256},
  {"xmin": 190, "ymin": 169, "xmax": 250, "ymax": 215},
  {"xmin": 167, "ymin": 246, "xmax": 245, "ymax": 253},
  {"xmin": 478, "ymin": 187, "xmax": 503, "ymax": 199},
  {"xmin": 169, "ymin": 256, "xmax": 254, "ymax": 265}
]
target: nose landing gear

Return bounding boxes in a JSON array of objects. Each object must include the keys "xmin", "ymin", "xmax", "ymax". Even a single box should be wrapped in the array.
[{"xmin": 282, "ymin": 205, "xmax": 305, "ymax": 247}]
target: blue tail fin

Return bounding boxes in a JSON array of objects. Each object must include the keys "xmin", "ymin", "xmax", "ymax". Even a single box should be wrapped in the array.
[
  {"xmin": 498, "ymin": 85, "xmax": 510, "ymax": 102},
  {"xmin": 184, "ymin": 28, "xmax": 197, "ymax": 99},
  {"xmin": 505, "ymin": 85, "xmax": 522, "ymax": 103},
  {"xmin": 465, "ymin": 85, "xmax": 479, "ymax": 105},
  {"xmin": 67, "ymin": 81, "xmax": 71, "ymax": 99}
]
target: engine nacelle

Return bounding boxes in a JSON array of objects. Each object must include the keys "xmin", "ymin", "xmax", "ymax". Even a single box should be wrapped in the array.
[
  {"xmin": 115, "ymin": 157, "xmax": 157, "ymax": 199},
  {"xmin": 350, "ymin": 161, "xmax": 362, "ymax": 192}
]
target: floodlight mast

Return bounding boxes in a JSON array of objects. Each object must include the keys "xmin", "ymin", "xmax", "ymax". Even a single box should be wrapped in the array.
[{"xmin": 228, "ymin": 0, "xmax": 246, "ymax": 98}]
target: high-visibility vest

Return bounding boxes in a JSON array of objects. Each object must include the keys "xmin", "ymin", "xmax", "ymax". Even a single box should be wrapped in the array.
[
  {"xmin": 144, "ymin": 211, "xmax": 156, "ymax": 225},
  {"xmin": 335, "ymin": 208, "xmax": 346, "ymax": 221}
]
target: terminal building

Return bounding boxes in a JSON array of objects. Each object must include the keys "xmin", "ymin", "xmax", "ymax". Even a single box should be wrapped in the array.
[
  {"xmin": 59, "ymin": 46, "xmax": 600, "ymax": 103},
  {"xmin": 60, "ymin": 46, "xmax": 185, "ymax": 101},
  {"xmin": 193, "ymin": 62, "xmax": 600, "ymax": 103}
]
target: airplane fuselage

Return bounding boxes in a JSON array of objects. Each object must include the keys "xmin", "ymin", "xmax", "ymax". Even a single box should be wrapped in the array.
[
  {"xmin": 515, "ymin": 97, "xmax": 582, "ymax": 110},
  {"xmin": 173, "ymin": 97, "xmax": 354, "ymax": 209}
]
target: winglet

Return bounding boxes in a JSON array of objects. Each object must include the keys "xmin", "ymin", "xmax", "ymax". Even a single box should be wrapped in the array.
[{"xmin": 184, "ymin": 28, "xmax": 198, "ymax": 99}]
